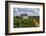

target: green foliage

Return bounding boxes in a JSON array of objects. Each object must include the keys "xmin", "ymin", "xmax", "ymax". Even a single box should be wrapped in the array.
[{"xmin": 14, "ymin": 16, "xmax": 39, "ymax": 28}]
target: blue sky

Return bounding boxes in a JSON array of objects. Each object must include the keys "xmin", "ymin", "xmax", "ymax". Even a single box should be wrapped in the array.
[{"xmin": 13, "ymin": 8, "xmax": 40, "ymax": 16}]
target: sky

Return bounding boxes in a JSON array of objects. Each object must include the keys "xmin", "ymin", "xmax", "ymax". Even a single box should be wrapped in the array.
[{"xmin": 13, "ymin": 8, "xmax": 40, "ymax": 16}]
